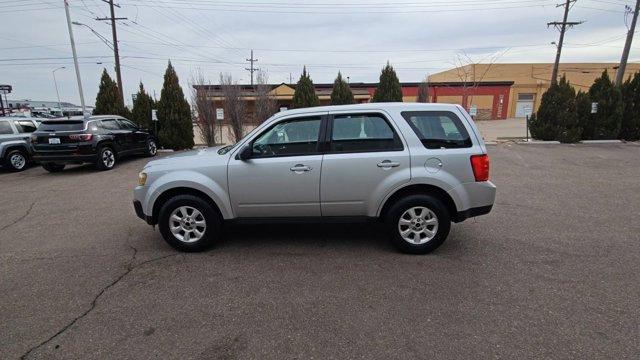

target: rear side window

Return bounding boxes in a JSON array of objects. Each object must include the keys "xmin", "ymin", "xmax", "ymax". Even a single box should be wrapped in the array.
[
  {"xmin": 401, "ymin": 111, "xmax": 472, "ymax": 149},
  {"xmin": 118, "ymin": 119, "xmax": 137, "ymax": 130},
  {"xmin": 100, "ymin": 119, "xmax": 120, "ymax": 130},
  {"xmin": 14, "ymin": 120, "xmax": 37, "ymax": 133},
  {"xmin": 329, "ymin": 114, "xmax": 403, "ymax": 153},
  {"xmin": 39, "ymin": 121, "xmax": 85, "ymax": 131},
  {"xmin": 0, "ymin": 121, "xmax": 13, "ymax": 134}
]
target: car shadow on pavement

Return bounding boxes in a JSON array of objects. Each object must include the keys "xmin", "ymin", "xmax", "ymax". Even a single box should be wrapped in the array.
[{"xmin": 220, "ymin": 221, "xmax": 395, "ymax": 253}]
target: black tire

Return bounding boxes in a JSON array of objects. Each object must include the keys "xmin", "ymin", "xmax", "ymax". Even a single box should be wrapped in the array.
[
  {"xmin": 42, "ymin": 163, "xmax": 65, "ymax": 173},
  {"xmin": 158, "ymin": 194, "xmax": 222, "ymax": 252},
  {"xmin": 95, "ymin": 145, "xmax": 116, "ymax": 171},
  {"xmin": 146, "ymin": 138, "xmax": 158, "ymax": 157},
  {"xmin": 4, "ymin": 149, "xmax": 28, "ymax": 172},
  {"xmin": 385, "ymin": 194, "xmax": 451, "ymax": 255}
]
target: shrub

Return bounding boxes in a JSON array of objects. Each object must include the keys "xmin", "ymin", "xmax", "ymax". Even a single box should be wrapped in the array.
[
  {"xmin": 585, "ymin": 70, "xmax": 622, "ymax": 140},
  {"xmin": 529, "ymin": 75, "xmax": 580, "ymax": 142},
  {"xmin": 620, "ymin": 72, "xmax": 640, "ymax": 141}
]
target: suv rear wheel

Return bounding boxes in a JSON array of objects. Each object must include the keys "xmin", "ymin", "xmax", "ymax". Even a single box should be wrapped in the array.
[
  {"xmin": 4, "ymin": 149, "xmax": 28, "ymax": 172},
  {"xmin": 386, "ymin": 194, "xmax": 451, "ymax": 254},
  {"xmin": 95, "ymin": 145, "xmax": 116, "ymax": 171},
  {"xmin": 42, "ymin": 163, "xmax": 65, "ymax": 173},
  {"xmin": 146, "ymin": 139, "xmax": 157, "ymax": 157},
  {"xmin": 158, "ymin": 195, "xmax": 221, "ymax": 252}
]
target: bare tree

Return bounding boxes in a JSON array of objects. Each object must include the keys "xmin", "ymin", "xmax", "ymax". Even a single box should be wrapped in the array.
[
  {"xmin": 219, "ymin": 73, "xmax": 246, "ymax": 143},
  {"xmin": 254, "ymin": 70, "xmax": 278, "ymax": 124},
  {"xmin": 190, "ymin": 69, "xmax": 217, "ymax": 146},
  {"xmin": 450, "ymin": 50, "xmax": 506, "ymax": 107}
]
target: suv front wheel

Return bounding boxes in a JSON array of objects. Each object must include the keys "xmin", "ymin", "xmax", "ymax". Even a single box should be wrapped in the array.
[
  {"xmin": 386, "ymin": 194, "xmax": 451, "ymax": 254},
  {"xmin": 158, "ymin": 195, "xmax": 221, "ymax": 252}
]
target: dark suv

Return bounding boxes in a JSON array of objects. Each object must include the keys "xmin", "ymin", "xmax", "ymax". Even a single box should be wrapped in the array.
[{"xmin": 32, "ymin": 115, "xmax": 157, "ymax": 172}]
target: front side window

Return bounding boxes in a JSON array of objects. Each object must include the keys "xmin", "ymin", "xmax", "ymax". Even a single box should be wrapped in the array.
[
  {"xmin": 0, "ymin": 121, "xmax": 13, "ymax": 135},
  {"xmin": 252, "ymin": 116, "xmax": 321, "ymax": 157},
  {"xmin": 401, "ymin": 111, "xmax": 472, "ymax": 149},
  {"xmin": 14, "ymin": 120, "xmax": 37, "ymax": 133},
  {"xmin": 118, "ymin": 119, "xmax": 137, "ymax": 130},
  {"xmin": 329, "ymin": 114, "xmax": 402, "ymax": 153}
]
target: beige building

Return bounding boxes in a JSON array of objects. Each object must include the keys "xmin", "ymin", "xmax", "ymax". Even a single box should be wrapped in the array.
[{"xmin": 428, "ymin": 63, "xmax": 640, "ymax": 118}]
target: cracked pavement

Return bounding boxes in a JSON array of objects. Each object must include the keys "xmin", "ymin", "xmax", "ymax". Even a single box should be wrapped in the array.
[{"xmin": 1, "ymin": 144, "xmax": 639, "ymax": 359}]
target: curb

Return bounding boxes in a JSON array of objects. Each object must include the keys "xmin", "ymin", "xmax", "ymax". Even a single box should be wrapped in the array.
[
  {"xmin": 157, "ymin": 149, "xmax": 175, "ymax": 153},
  {"xmin": 518, "ymin": 140, "xmax": 561, "ymax": 145},
  {"xmin": 579, "ymin": 140, "xmax": 623, "ymax": 144}
]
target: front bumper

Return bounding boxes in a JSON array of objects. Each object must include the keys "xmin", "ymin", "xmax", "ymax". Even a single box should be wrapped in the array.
[{"xmin": 133, "ymin": 200, "xmax": 154, "ymax": 225}]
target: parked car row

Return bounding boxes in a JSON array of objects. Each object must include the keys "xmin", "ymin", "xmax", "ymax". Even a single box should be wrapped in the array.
[
  {"xmin": 133, "ymin": 103, "xmax": 496, "ymax": 254},
  {"xmin": 0, "ymin": 115, "xmax": 157, "ymax": 172}
]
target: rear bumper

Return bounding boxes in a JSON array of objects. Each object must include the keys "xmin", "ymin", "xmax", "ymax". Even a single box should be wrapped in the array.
[
  {"xmin": 454, "ymin": 205, "xmax": 493, "ymax": 222},
  {"xmin": 33, "ymin": 154, "xmax": 97, "ymax": 163},
  {"xmin": 133, "ymin": 200, "xmax": 154, "ymax": 225}
]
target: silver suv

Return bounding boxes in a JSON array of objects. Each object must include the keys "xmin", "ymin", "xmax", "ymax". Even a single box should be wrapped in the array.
[
  {"xmin": 0, "ymin": 117, "xmax": 39, "ymax": 172},
  {"xmin": 133, "ymin": 103, "xmax": 495, "ymax": 254}
]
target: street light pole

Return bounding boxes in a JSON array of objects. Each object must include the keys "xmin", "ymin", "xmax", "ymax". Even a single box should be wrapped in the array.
[
  {"xmin": 52, "ymin": 66, "xmax": 65, "ymax": 116},
  {"xmin": 64, "ymin": 0, "xmax": 87, "ymax": 118}
]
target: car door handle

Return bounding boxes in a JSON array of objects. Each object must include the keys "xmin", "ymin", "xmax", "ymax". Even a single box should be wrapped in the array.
[
  {"xmin": 377, "ymin": 160, "xmax": 400, "ymax": 168},
  {"xmin": 290, "ymin": 164, "xmax": 312, "ymax": 172}
]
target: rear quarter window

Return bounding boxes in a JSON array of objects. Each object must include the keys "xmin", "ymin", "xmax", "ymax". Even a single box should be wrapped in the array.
[
  {"xmin": 0, "ymin": 121, "xmax": 13, "ymax": 135},
  {"xmin": 38, "ymin": 121, "xmax": 85, "ymax": 131},
  {"xmin": 401, "ymin": 111, "xmax": 472, "ymax": 149}
]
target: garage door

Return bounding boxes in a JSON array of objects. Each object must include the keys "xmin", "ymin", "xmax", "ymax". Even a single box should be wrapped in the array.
[{"xmin": 515, "ymin": 93, "xmax": 535, "ymax": 118}]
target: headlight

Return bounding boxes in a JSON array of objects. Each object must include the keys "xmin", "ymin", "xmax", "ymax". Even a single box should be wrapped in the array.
[{"xmin": 138, "ymin": 172, "xmax": 147, "ymax": 186}]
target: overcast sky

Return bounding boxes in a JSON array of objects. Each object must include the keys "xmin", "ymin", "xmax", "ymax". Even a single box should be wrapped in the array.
[{"xmin": 1, "ymin": 0, "xmax": 637, "ymax": 107}]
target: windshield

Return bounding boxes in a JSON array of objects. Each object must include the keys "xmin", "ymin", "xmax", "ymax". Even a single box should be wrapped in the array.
[{"xmin": 38, "ymin": 120, "xmax": 85, "ymax": 132}]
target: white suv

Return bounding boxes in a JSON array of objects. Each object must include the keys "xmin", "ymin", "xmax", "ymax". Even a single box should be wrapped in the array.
[{"xmin": 133, "ymin": 103, "xmax": 495, "ymax": 254}]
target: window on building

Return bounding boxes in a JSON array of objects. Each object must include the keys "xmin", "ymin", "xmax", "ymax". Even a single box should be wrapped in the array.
[
  {"xmin": 329, "ymin": 114, "xmax": 403, "ymax": 153},
  {"xmin": 252, "ymin": 116, "xmax": 321, "ymax": 157},
  {"xmin": 401, "ymin": 111, "xmax": 472, "ymax": 149},
  {"xmin": 518, "ymin": 93, "xmax": 535, "ymax": 101}
]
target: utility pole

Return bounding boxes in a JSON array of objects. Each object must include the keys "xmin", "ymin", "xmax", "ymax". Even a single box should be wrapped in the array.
[
  {"xmin": 52, "ymin": 66, "xmax": 65, "ymax": 115},
  {"xmin": 616, "ymin": 0, "xmax": 640, "ymax": 85},
  {"xmin": 96, "ymin": 0, "xmax": 126, "ymax": 105},
  {"xmin": 64, "ymin": 0, "xmax": 87, "ymax": 117},
  {"xmin": 245, "ymin": 49, "xmax": 258, "ymax": 86},
  {"xmin": 548, "ymin": 0, "xmax": 582, "ymax": 84}
]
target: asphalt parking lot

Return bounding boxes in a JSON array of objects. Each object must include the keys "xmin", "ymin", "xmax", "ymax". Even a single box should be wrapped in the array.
[{"xmin": 1, "ymin": 144, "xmax": 639, "ymax": 359}]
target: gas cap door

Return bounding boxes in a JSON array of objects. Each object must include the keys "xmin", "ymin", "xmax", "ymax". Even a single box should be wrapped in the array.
[{"xmin": 424, "ymin": 157, "xmax": 443, "ymax": 173}]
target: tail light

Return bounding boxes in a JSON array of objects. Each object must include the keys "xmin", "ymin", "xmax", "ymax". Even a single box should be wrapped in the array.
[
  {"xmin": 470, "ymin": 154, "xmax": 490, "ymax": 182},
  {"xmin": 69, "ymin": 134, "xmax": 93, "ymax": 142}
]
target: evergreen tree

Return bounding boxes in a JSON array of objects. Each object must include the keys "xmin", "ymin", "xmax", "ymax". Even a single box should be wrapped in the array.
[
  {"xmin": 372, "ymin": 62, "xmax": 403, "ymax": 102},
  {"xmin": 131, "ymin": 82, "xmax": 155, "ymax": 130},
  {"xmin": 157, "ymin": 61, "xmax": 194, "ymax": 150},
  {"xmin": 529, "ymin": 75, "xmax": 581, "ymax": 142},
  {"xmin": 330, "ymin": 72, "xmax": 354, "ymax": 105},
  {"xmin": 620, "ymin": 72, "xmax": 640, "ymax": 141},
  {"xmin": 585, "ymin": 70, "xmax": 623, "ymax": 139},
  {"xmin": 93, "ymin": 69, "xmax": 126, "ymax": 117},
  {"xmin": 292, "ymin": 67, "xmax": 319, "ymax": 108}
]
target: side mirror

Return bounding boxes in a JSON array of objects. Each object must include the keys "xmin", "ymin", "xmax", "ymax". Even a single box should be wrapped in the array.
[{"xmin": 238, "ymin": 145, "xmax": 252, "ymax": 160}]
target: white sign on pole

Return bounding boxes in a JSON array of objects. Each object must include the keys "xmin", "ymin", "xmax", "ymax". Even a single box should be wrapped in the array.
[
  {"xmin": 591, "ymin": 102, "xmax": 598, "ymax": 114},
  {"xmin": 152, "ymin": 109, "xmax": 158, "ymax": 122},
  {"xmin": 216, "ymin": 108, "xmax": 224, "ymax": 120},
  {"xmin": 469, "ymin": 105, "xmax": 478, "ymax": 116}
]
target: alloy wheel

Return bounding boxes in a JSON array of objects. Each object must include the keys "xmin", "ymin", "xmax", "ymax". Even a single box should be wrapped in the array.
[
  {"xmin": 10, "ymin": 153, "xmax": 26, "ymax": 170},
  {"xmin": 102, "ymin": 149, "xmax": 115, "ymax": 168},
  {"xmin": 169, "ymin": 206, "xmax": 207, "ymax": 243},
  {"xmin": 148, "ymin": 140, "xmax": 157, "ymax": 155},
  {"xmin": 398, "ymin": 206, "xmax": 439, "ymax": 245}
]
